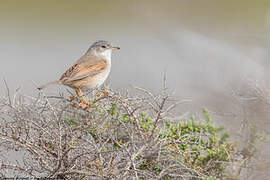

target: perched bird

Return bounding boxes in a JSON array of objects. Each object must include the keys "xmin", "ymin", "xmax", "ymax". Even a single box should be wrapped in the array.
[{"xmin": 38, "ymin": 40, "xmax": 120, "ymax": 98}]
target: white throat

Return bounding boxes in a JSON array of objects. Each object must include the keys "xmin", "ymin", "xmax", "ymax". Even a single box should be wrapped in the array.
[{"xmin": 100, "ymin": 49, "xmax": 112, "ymax": 62}]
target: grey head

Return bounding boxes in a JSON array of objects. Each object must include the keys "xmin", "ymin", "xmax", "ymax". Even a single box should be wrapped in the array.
[{"xmin": 86, "ymin": 40, "xmax": 120, "ymax": 57}]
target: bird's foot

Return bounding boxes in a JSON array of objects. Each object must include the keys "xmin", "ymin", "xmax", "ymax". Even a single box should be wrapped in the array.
[
  {"xmin": 78, "ymin": 99, "xmax": 91, "ymax": 109},
  {"xmin": 69, "ymin": 95, "xmax": 75, "ymax": 102},
  {"xmin": 102, "ymin": 88, "xmax": 109, "ymax": 96},
  {"xmin": 95, "ymin": 92, "xmax": 101, "ymax": 100}
]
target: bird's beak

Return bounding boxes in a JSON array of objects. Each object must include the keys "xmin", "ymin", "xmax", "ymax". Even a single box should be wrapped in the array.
[{"xmin": 111, "ymin": 46, "xmax": 120, "ymax": 50}]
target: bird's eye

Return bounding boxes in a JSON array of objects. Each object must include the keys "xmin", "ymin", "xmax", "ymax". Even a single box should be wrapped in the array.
[{"xmin": 101, "ymin": 45, "xmax": 106, "ymax": 48}]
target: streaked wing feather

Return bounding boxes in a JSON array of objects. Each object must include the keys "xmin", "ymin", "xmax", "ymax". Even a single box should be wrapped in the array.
[{"xmin": 60, "ymin": 59, "xmax": 107, "ymax": 83}]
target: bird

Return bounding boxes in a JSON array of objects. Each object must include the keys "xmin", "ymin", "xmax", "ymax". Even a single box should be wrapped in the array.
[{"xmin": 37, "ymin": 40, "xmax": 120, "ymax": 100}]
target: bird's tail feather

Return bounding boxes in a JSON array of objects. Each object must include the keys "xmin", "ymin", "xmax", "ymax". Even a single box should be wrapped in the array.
[{"xmin": 37, "ymin": 80, "xmax": 61, "ymax": 90}]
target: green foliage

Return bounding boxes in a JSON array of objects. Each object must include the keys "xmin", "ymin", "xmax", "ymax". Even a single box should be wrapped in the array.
[
  {"xmin": 160, "ymin": 109, "xmax": 234, "ymax": 178},
  {"xmin": 109, "ymin": 103, "xmax": 118, "ymax": 116},
  {"xmin": 63, "ymin": 116, "xmax": 80, "ymax": 128},
  {"xmin": 139, "ymin": 111, "xmax": 153, "ymax": 131}
]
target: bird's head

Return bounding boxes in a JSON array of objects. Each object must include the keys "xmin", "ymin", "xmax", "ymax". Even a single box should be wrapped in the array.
[{"xmin": 87, "ymin": 40, "xmax": 120, "ymax": 59}]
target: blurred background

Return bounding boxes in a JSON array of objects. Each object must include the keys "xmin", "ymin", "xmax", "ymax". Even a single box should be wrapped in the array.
[{"xmin": 0, "ymin": 0, "xmax": 270, "ymax": 179}]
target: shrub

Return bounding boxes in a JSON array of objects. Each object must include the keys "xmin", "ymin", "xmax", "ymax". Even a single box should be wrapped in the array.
[{"xmin": 0, "ymin": 86, "xmax": 247, "ymax": 179}]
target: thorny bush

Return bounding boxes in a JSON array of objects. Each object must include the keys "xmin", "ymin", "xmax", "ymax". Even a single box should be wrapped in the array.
[{"xmin": 0, "ymin": 85, "xmax": 252, "ymax": 179}]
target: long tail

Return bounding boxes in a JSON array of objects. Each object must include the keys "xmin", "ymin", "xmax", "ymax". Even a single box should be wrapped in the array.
[{"xmin": 37, "ymin": 80, "xmax": 61, "ymax": 90}]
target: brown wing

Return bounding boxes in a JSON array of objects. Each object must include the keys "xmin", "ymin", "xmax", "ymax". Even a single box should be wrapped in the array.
[{"xmin": 60, "ymin": 58, "xmax": 107, "ymax": 83}]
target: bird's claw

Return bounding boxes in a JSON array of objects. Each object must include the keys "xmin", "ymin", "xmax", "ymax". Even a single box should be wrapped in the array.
[{"xmin": 102, "ymin": 88, "xmax": 109, "ymax": 96}]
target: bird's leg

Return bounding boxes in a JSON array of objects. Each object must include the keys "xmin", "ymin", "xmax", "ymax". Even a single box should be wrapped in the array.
[
  {"xmin": 74, "ymin": 89, "xmax": 93, "ymax": 110},
  {"xmin": 79, "ymin": 88, "xmax": 88, "ymax": 105},
  {"xmin": 75, "ymin": 89, "xmax": 86, "ymax": 104},
  {"xmin": 75, "ymin": 89, "xmax": 80, "ymax": 98}
]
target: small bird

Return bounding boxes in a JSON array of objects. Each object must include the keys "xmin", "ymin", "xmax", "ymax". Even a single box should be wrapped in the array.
[{"xmin": 38, "ymin": 40, "xmax": 120, "ymax": 99}]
